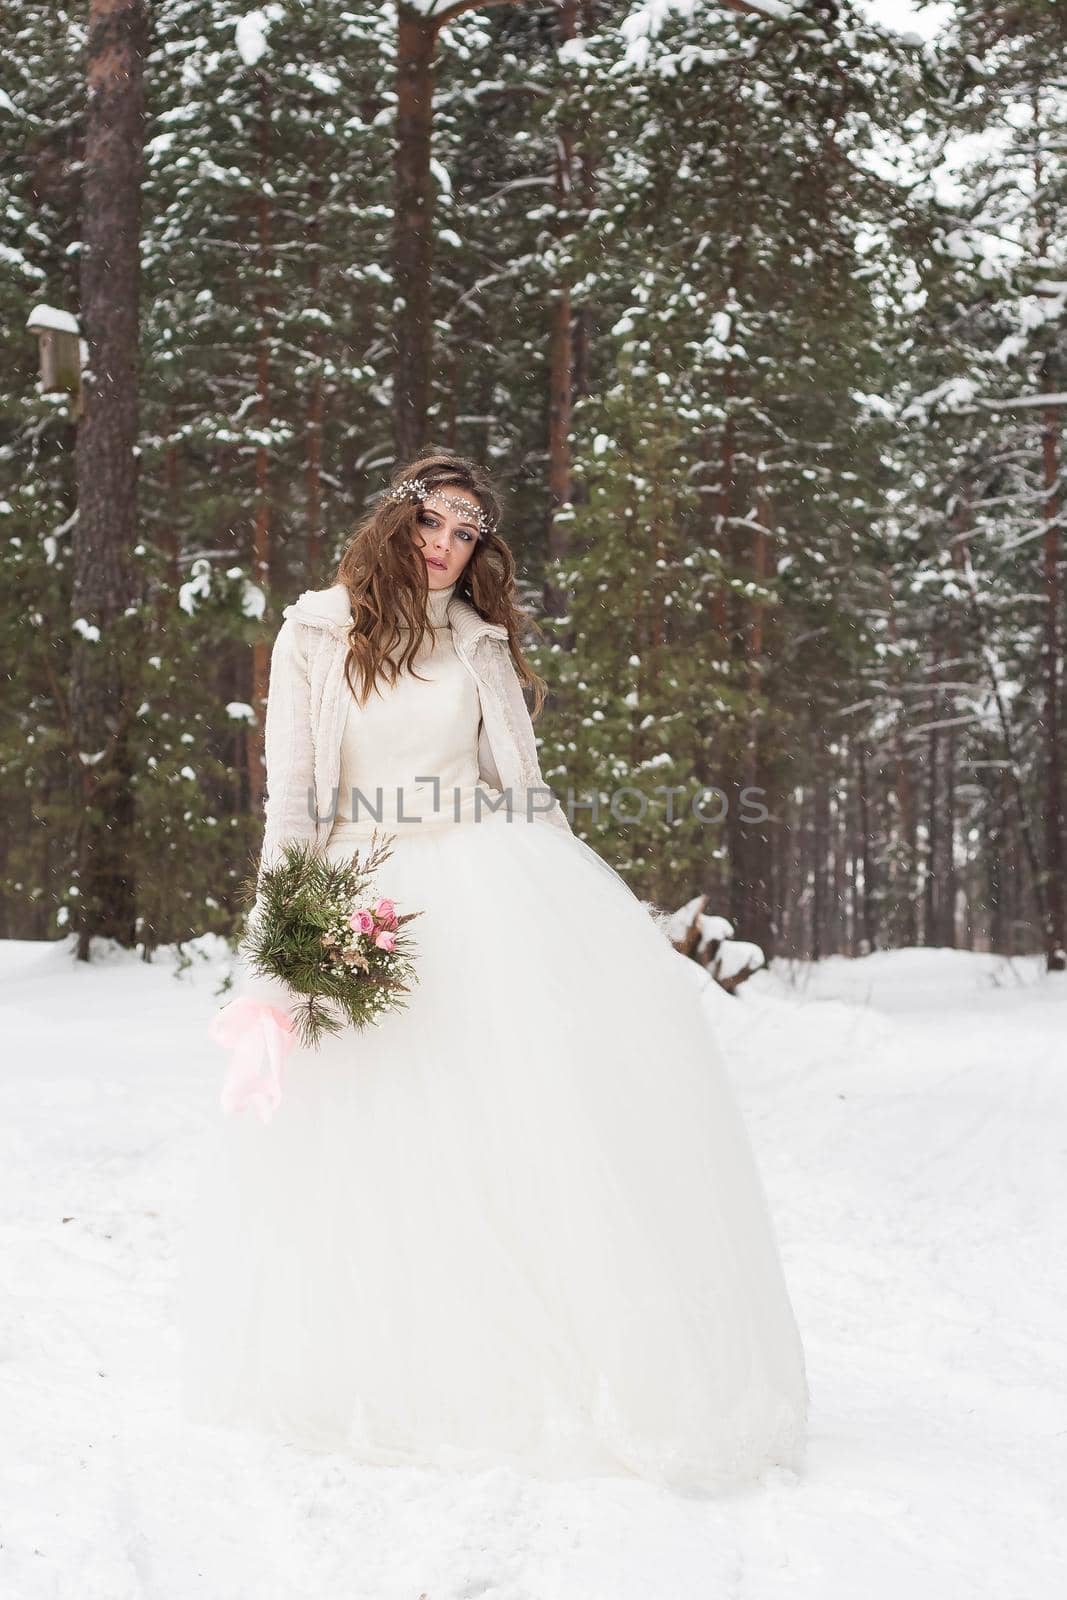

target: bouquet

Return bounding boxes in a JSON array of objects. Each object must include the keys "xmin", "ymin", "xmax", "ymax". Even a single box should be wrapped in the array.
[{"xmin": 210, "ymin": 831, "xmax": 420, "ymax": 1122}]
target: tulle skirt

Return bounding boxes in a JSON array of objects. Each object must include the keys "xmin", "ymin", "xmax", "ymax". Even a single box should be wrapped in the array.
[{"xmin": 178, "ymin": 805, "xmax": 808, "ymax": 1491}]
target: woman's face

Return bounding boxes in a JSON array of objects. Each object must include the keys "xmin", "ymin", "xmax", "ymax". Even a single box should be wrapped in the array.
[{"xmin": 411, "ymin": 489, "xmax": 482, "ymax": 590}]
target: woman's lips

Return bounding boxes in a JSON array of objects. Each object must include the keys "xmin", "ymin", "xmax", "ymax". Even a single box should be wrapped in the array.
[{"xmin": 426, "ymin": 558, "xmax": 447, "ymax": 570}]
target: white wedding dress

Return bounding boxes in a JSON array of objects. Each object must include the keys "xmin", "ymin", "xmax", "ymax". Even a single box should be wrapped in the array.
[{"xmin": 178, "ymin": 582, "xmax": 808, "ymax": 1492}]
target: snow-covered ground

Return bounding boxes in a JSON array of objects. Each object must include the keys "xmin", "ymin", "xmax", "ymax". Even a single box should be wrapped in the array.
[{"xmin": 1, "ymin": 937, "xmax": 1064, "ymax": 1598}]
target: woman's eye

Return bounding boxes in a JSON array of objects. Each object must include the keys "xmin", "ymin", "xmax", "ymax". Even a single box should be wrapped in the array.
[{"xmin": 417, "ymin": 510, "xmax": 474, "ymax": 543}]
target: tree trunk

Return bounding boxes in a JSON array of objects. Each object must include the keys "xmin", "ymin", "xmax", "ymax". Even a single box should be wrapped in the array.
[
  {"xmin": 743, "ymin": 489, "xmax": 775, "ymax": 954},
  {"xmin": 306, "ymin": 175, "xmax": 324, "ymax": 583},
  {"xmin": 393, "ymin": 7, "xmax": 437, "ymax": 460},
  {"xmin": 830, "ymin": 777, "xmax": 847, "ymax": 956},
  {"xmin": 544, "ymin": 0, "xmax": 580, "ymax": 621},
  {"xmin": 856, "ymin": 738, "xmax": 877, "ymax": 952},
  {"xmin": 812, "ymin": 762, "xmax": 830, "ymax": 961},
  {"xmin": 780, "ymin": 789, "xmax": 795, "ymax": 959},
  {"xmin": 944, "ymin": 709, "xmax": 958, "ymax": 947},
  {"xmin": 799, "ymin": 782, "xmax": 815, "ymax": 959},
  {"xmin": 70, "ymin": 0, "xmax": 148, "ymax": 959},
  {"xmin": 924, "ymin": 687, "xmax": 940, "ymax": 945},
  {"xmin": 883, "ymin": 568, "xmax": 917, "ymax": 945},
  {"xmin": 747, "ymin": 754, "xmax": 778, "ymax": 962},
  {"xmin": 987, "ymin": 766, "xmax": 1006, "ymax": 955},
  {"xmin": 1041, "ymin": 406, "xmax": 1065, "ymax": 968},
  {"xmin": 248, "ymin": 70, "xmax": 273, "ymax": 814},
  {"xmin": 391, "ymin": 1, "xmax": 526, "ymax": 459}
]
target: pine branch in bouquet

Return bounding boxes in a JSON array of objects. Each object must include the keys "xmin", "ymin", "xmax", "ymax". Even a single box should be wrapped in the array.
[{"xmin": 238, "ymin": 830, "xmax": 421, "ymax": 1048}]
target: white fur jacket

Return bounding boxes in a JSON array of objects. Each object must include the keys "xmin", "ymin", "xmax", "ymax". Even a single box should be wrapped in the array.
[{"xmin": 258, "ymin": 582, "xmax": 574, "ymax": 877}]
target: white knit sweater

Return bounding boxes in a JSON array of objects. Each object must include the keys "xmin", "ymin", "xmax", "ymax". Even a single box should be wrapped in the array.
[{"xmin": 258, "ymin": 581, "xmax": 575, "ymax": 879}]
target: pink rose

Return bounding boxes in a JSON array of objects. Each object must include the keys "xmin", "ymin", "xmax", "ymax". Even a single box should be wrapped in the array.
[
  {"xmin": 374, "ymin": 928, "xmax": 397, "ymax": 952},
  {"xmin": 374, "ymin": 897, "xmax": 398, "ymax": 929},
  {"xmin": 349, "ymin": 907, "xmax": 375, "ymax": 935}
]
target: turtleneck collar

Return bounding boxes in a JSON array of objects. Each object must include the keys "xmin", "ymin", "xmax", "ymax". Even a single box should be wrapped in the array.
[{"xmin": 426, "ymin": 580, "xmax": 456, "ymax": 628}]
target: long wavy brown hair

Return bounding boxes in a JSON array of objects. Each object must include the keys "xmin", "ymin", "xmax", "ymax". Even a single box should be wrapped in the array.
[{"xmin": 335, "ymin": 451, "xmax": 548, "ymax": 715}]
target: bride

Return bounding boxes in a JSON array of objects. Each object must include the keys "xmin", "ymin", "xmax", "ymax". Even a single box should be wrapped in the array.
[{"xmin": 178, "ymin": 451, "xmax": 809, "ymax": 1492}]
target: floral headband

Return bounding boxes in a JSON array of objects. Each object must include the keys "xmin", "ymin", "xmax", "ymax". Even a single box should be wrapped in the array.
[{"xmin": 382, "ymin": 475, "xmax": 496, "ymax": 538}]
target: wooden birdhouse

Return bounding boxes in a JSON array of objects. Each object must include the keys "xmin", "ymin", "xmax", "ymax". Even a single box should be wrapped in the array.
[{"xmin": 26, "ymin": 304, "xmax": 85, "ymax": 416}]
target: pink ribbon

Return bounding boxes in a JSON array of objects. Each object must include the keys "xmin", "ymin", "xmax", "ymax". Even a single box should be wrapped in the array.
[{"xmin": 209, "ymin": 995, "xmax": 297, "ymax": 1124}]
